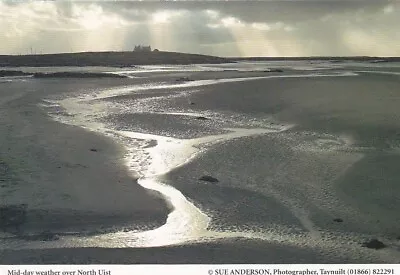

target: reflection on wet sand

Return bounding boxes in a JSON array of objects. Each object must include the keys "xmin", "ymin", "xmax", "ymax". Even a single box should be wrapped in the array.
[{"xmin": 98, "ymin": 127, "xmax": 289, "ymax": 247}]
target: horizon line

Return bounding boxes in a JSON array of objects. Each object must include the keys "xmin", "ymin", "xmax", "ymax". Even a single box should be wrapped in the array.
[{"xmin": 1, "ymin": 50, "xmax": 399, "ymax": 59}]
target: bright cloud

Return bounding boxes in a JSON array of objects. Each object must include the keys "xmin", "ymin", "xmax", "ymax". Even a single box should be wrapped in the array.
[
  {"xmin": 221, "ymin": 17, "xmax": 244, "ymax": 27},
  {"xmin": 251, "ymin": 23, "xmax": 271, "ymax": 31},
  {"xmin": 383, "ymin": 5, "xmax": 394, "ymax": 14},
  {"xmin": 151, "ymin": 10, "xmax": 187, "ymax": 24},
  {"xmin": 204, "ymin": 9, "xmax": 220, "ymax": 19},
  {"xmin": 71, "ymin": 4, "xmax": 128, "ymax": 30}
]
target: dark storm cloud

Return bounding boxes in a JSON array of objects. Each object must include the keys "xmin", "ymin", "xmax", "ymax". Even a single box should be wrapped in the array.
[{"xmin": 96, "ymin": 0, "xmax": 392, "ymax": 23}]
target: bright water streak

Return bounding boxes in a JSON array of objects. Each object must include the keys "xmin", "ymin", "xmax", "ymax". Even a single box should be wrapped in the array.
[{"xmin": 96, "ymin": 127, "xmax": 289, "ymax": 247}]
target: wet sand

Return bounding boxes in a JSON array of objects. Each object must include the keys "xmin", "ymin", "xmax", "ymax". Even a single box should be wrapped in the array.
[
  {"xmin": 0, "ymin": 238, "xmax": 354, "ymax": 264},
  {"xmin": 0, "ymin": 78, "xmax": 170, "ymax": 236},
  {"xmin": 1, "ymin": 64, "xmax": 400, "ymax": 263}
]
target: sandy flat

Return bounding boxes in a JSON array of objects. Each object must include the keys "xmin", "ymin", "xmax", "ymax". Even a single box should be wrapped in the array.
[
  {"xmin": 1, "ymin": 66, "xmax": 400, "ymax": 263},
  {"xmin": 0, "ymin": 78, "xmax": 170, "ymax": 235}
]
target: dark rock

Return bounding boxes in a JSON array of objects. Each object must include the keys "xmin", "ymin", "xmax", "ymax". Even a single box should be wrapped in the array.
[
  {"xmin": 195, "ymin": 116, "xmax": 209, "ymax": 120},
  {"xmin": 21, "ymin": 231, "xmax": 60, "ymax": 241},
  {"xmin": 41, "ymin": 231, "xmax": 60, "ymax": 241},
  {"xmin": 333, "ymin": 218, "xmax": 343, "ymax": 223},
  {"xmin": 89, "ymin": 148, "xmax": 98, "ymax": 152},
  {"xmin": 189, "ymin": 102, "xmax": 195, "ymax": 105},
  {"xmin": 32, "ymin": 231, "xmax": 60, "ymax": 241},
  {"xmin": 0, "ymin": 204, "xmax": 27, "ymax": 232},
  {"xmin": 269, "ymin": 69, "xmax": 284, "ymax": 73},
  {"xmin": 199, "ymin": 175, "xmax": 219, "ymax": 183},
  {"xmin": 0, "ymin": 70, "xmax": 30, "ymax": 77},
  {"xmin": 263, "ymin": 69, "xmax": 283, "ymax": 73},
  {"xmin": 362, "ymin": 239, "xmax": 386, "ymax": 249},
  {"xmin": 175, "ymin": 77, "xmax": 193, "ymax": 82}
]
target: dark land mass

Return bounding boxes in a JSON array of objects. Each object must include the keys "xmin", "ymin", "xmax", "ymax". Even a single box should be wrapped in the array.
[
  {"xmin": 1, "ymin": 51, "xmax": 399, "ymax": 68},
  {"xmin": 0, "ymin": 70, "xmax": 126, "ymax": 78},
  {"xmin": 0, "ymin": 51, "xmax": 230, "ymax": 67}
]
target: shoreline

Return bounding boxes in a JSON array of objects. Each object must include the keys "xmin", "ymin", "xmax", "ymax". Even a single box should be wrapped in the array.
[
  {"xmin": 2, "ymin": 66, "xmax": 400, "ymax": 263},
  {"xmin": 37, "ymin": 73, "xmax": 392, "ymax": 265},
  {"xmin": 0, "ymin": 78, "xmax": 170, "ymax": 241},
  {"xmin": 1, "ymin": 51, "xmax": 399, "ymax": 68},
  {"xmin": 39, "ymin": 84, "xmax": 293, "ymax": 248}
]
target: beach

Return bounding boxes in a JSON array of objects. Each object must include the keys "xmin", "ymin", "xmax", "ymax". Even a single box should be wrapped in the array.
[
  {"xmin": 1, "ymin": 61, "xmax": 400, "ymax": 263},
  {"xmin": 0, "ymin": 77, "xmax": 170, "ymax": 235}
]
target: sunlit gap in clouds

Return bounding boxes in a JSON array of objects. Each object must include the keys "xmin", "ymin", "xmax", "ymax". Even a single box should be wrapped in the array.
[
  {"xmin": 209, "ymin": 20, "xmax": 254, "ymax": 56},
  {"xmin": 69, "ymin": 3, "xmax": 137, "ymax": 52},
  {"xmin": 204, "ymin": 9, "xmax": 301, "ymax": 57},
  {"xmin": 220, "ymin": 16, "xmax": 280, "ymax": 57},
  {"xmin": 0, "ymin": 1, "xmax": 130, "ymax": 53},
  {"xmin": 342, "ymin": 28, "xmax": 396, "ymax": 57},
  {"xmin": 149, "ymin": 10, "xmax": 190, "ymax": 52}
]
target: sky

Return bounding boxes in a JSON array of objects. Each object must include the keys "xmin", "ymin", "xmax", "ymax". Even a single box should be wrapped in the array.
[{"xmin": 0, "ymin": 0, "xmax": 399, "ymax": 57}]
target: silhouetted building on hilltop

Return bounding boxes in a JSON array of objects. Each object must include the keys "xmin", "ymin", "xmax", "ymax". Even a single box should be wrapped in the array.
[{"xmin": 134, "ymin": 45, "xmax": 151, "ymax": 52}]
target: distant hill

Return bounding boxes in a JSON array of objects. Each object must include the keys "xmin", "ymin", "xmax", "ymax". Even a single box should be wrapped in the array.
[
  {"xmin": 0, "ymin": 51, "xmax": 231, "ymax": 67},
  {"xmin": 1, "ymin": 51, "xmax": 399, "ymax": 67}
]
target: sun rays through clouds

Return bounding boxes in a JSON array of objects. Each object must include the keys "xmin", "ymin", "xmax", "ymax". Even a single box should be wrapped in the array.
[{"xmin": 0, "ymin": 1, "xmax": 399, "ymax": 56}]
